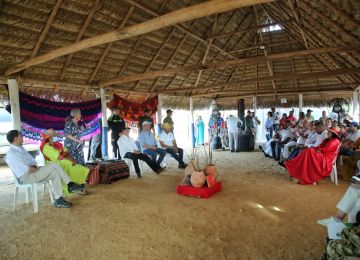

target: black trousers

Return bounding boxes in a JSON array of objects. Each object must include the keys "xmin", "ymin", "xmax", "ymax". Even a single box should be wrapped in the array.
[
  {"xmin": 111, "ymin": 140, "xmax": 121, "ymax": 159},
  {"xmin": 124, "ymin": 152, "xmax": 159, "ymax": 175}
]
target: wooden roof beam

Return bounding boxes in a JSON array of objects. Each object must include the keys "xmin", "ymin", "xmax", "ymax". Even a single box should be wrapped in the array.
[
  {"xmin": 6, "ymin": 0, "xmax": 275, "ymax": 76},
  {"xmin": 30, "ymin": 0, "xmax": 63, "ymax": 58},
  {"xmin": 190, "ymin": 82, "xmax": 358, "ymax": 97},
  {"xmin": 59, "ymin": 0, "xmax": 100, "ymax": 81},
  {"xmin": 158, "ymin": 67, "xmax": 360, "ymax": 94},
  {"xmin": 87, "ymin": 6, "xmax": 134, "ymax": 83},
  {"xmin": 98, "ymin": 45, "xmax": 360, "ymax": 87},
  {"xmin": 320, "ymin": 0, "xmax": 360, "ymax": 29},
  {"xmin": 208, "ymin": 19, "xmax": 293, "ymax": 40}
]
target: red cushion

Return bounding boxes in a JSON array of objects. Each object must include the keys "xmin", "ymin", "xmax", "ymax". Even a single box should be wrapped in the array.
[{"xmin": 176, "ymin": 181, "xmax": 222, "ymax": 199}]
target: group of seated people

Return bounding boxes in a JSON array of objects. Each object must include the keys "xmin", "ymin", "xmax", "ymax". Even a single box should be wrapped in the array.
[
  {"xmin": 260, "ymin": 109, "xmax": 360, "ymax": 185},
  {"xmin": 5, "ymin": 109, "xmax": 188, "ymax": 209}
]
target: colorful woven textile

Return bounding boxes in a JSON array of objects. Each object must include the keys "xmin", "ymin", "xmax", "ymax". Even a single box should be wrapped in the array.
[
  {"xmin": 19, "ymin": 92, "xmax": 101, "ymax": 142},
  {"xmin": 107, "ymin": 94, "xmax": 158, "ymax": 122}
]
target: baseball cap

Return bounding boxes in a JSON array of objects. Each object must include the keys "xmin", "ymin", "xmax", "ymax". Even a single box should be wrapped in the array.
[
  {"xmin": 142, "ymin": 121, "xmax": 152, "ymax": 126},
  {"xmin": 351, "ymin": 121, "xmax": 359, "ymax": 127},
  {"xmin": 166, "ymin": 109, "xmax": 173, "ymax": 113},
  {"xmin": 307, "ymin": 109, "xmax": 313, "ymax": 113}
]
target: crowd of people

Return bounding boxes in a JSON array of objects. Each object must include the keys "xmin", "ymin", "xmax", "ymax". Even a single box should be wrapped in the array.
[
  {"xmin": 5, "ymin": 107, "xmax": 187, "ymax": 209},
  {"xmin": 259, "ymin": 108, "xmax": 360, "ymax": 185}
]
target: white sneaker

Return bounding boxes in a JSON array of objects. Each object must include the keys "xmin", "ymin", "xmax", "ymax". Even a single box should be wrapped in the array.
[
  {"xmin": 87, "ymin": 158, "xmax": 95, "ymax": 163},
  {"xmin": 317, "ymin": 217, "xmax": 342, "ymax": 226}
]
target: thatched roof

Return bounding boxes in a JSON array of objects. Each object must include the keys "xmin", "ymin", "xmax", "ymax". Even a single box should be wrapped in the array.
[{"xmin": 0, "ymin": 0, "xmax": 359, "ymax": 108}]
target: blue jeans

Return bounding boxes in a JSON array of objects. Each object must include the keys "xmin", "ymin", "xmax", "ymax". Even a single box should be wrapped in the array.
[
  {"xmin": 270, "ymin": 141, "xmax": 282, "ymax": 161},
  {"xmin": 166, "ymin": 148, "xmax": 185, "ymax": 165},
  {"xmin": 143, "ymin": 148, "xmax": 166, "ymax": 165}
]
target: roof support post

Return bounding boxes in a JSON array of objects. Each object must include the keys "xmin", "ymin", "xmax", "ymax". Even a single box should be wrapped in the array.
[
  {"xmin": 253, "ymin": 95, "xmax": 257, "ymax": 114},
  {"xmin": 190, "ymin": 97, "xmax": 195, "ymax": 148},
  {"xmin": 156, "ymin": 94, "xmax": 162, "ymax": 136},
  {"xmin": 100, "ymin": 88, "xmax": 108, "ymax": 158},
  {"xmin": 298, "ymin": 92, "xmax": 303, "ymax": 113},
  {"xmin": 352, "ymin": 90, "xmax": 359, "ymax": 121},
  {"xmin": 7, "ymin": 79, "xmax": 21, "ymax": 131}
]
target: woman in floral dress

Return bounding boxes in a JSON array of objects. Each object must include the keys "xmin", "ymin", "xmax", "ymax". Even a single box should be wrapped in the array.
[{"xmin": 64, "ymin": 109, "xmax": 86, "ymax": 165}]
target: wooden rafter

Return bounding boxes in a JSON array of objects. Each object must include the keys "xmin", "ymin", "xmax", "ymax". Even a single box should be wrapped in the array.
[
  {"xmin": 229, "ymin": 40, "xmax": 297, "ymax": 54},
  {"xmin": 7, "ymin": 0, "xmax": 274, "ymax": 76},
  {"xmin": 158, "ymin": 67, "xmax": 360, "ymax": 94},
  {"xmin": 320, "ymin": 0, "xmax": 360, "ymax": 29},
  {"xmin": 98, "ymin": 45, "xmax": 360, "ymax": 87},
  {"xmin": 59, "ymin": 0, "xmax": 100, "ymax": 80},
  {"xmin": 287, "ymin": 0, "xmax": 309, "ymax": 49},
  {"xmin": 208, "ymin": 19, "xmax": 292, "ymax": 40},
  {"xmin": 87, "ymin": 6, "xmax": 134, "ymax": 83},
  {"xmin": 190, "ymin": 83, "xmax": 358, "ymax": 97},
  {"xmin": 30, "ymin": 0, "xmax": 63, "ymax": 58}
]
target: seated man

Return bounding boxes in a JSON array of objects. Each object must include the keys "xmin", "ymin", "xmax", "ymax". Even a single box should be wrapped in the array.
[
  {"xmin": 118, "ymin": 127, "xmax": 162, "ymax": 178},
  {"xmin": 270, "ymin": 120, "xmax": 292, "ymax": 161},
  {"xmin": 5, "ymin": 130, "xmax": 84, "ymax": 208},
  {"xmin": 158, "ymin": 123, "xmax": 188, "ymax": 168},
  {"xmin": 138, "ymin": 121, "xmax": 166, "ymax": 167}
]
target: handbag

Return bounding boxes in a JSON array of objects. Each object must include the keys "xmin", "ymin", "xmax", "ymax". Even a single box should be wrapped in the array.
[{"xmin": 87, "ymin": 163, "xmax": 101, "ymax": 185}]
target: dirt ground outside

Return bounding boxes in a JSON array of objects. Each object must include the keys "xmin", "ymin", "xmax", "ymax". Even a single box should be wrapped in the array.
[{"xmin": 0, "ymin": 150, "xmax": 348, "ymax": 259}]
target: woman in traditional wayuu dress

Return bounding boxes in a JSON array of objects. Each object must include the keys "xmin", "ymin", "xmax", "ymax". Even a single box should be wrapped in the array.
[
  {"xmin": 64, "ymin": 109, "xmax": 86, "ymax": 165},
  {"xmin": 285, "ymin": 127, "xmax": 341, "ymax": 185},
  {"xmin": 40, "ymin": 128, "xmax": 89, "ymax": 194}
]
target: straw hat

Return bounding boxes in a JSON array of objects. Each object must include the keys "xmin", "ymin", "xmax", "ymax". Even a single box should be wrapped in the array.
[
  {"xmin": 43, "ymin": 128, "xmax": 57, "ymax": 139},
  {"xmin": 162, "ymin": 122, "xmax": 172, "ymax": 130},
  {"xmin": 328, "ymin": 127, "xmax": 340, "ymax": 138}
]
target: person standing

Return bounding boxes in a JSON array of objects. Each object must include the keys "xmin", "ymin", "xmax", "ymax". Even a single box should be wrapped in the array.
[
  {"xmin": 138, "ymin": 109, "xmax": 155, "ymax": 134},
  {"xmin": 251, "ymin": 112, "xmax": 261, "ymax": 141},
  {"xmin": 305, "ymin": 109, "xmax": 315, "ymax": 122},
  {"xmin": 265, "ymin": 111, "xmax": 274, "ymax": 141},
  {"xmin": 195, "ymin": 115, "xmax": 205, "ymax": 146},
  {"xmin": 245, "ymin": 110, "xmax": 254, "ymax": 134},
  {"xmin": 227, "ymin": 115, "xmax": 242, "ymax": 152},
  {"xmin": 163, "ymin": 109, "xmax": 174, "ymax": 132},
  {"xmin": 108, "ymin": 107, "xmax": 125, "ymax": 159},
  {"xmin": 5, "ymin": 130, "xmax": 84, "ymax": 208},
  {"xmin": 64, "ymin": 109, "xmax": 86, "ymax": 165},
  {"xmin": 118, "ymin": 127, "xmax": 162, "ymax": 178}
]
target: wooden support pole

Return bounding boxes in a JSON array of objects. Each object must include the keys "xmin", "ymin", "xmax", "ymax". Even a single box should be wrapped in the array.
[
  {"xmin": 190, "ymin": 97, "xmax": 195, "ymax": 148},
  {"xmin": 156, "ymin": 94, "xmax": 162, "ymax": 136},
  {"xmin": 353, "ymin": 90, "xmax": 359, "ymax": 120},
  {"xmin": 100, "ymin": 88, "xmax": 108, "ymax": 158},
  {"xmin": 7, "ymin": 79, "xmax": 21, "ymax": 131},
  {"xmin": 298, "ymin": 93, "xmax": 303, "ymax": 113},
  {"xmin": 98, "ymin": 45, "xmax": 360, "ymax": 87},
  {"xmin": 321, "ymin": 0, "xmax": 360, "ymax": 29},
  {"xmin": 6, "ymin": 0, "xmax": 275, "ymax": 76}
]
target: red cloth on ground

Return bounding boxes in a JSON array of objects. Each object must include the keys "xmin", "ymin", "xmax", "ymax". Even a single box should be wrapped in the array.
[{"xmin": 285, "ymin": 138, "xmax": 340, "ymax": 185}]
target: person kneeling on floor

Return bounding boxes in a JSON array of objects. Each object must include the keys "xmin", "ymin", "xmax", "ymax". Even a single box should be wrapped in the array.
[
  {"xmin": 5, "ymin": 130, "xmax": 85, "ymax": 208},
  {"xmin": 118, "ymin": 127, "xmax": 163, "ymax": 178},
  {"xmin": 159, "ymin": 123, "xmax": 188, "ymax": 169}
]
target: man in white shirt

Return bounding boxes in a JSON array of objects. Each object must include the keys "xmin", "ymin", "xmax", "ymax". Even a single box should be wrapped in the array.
[
  {"xmin": 118, "ymin": 127, "xmax": 162, "ymax": 178},
  {"xmin": 306, "ymin": 122, "xmax": 327, "ymax": 148},
  {"xmin": 270, "ymin": 120, "xmax": 292, "ymax": 161},
  {"xmin": 5, "ymin": 130, "xmax": 84, "ymax": 208},
  {"xmin": 226, "ymin": 115, "xmax": 242, "ymax": 152},
  {"xmin": 305, "ymin": 109, "xmax": 315, "ymax": 122},
  {"xmin": 346, "ymin": 122, "xmax": 360, "ymax": 142},
  {"xmin": 159, "ymin": 123, "xmax": 187, "ymax": 168}
]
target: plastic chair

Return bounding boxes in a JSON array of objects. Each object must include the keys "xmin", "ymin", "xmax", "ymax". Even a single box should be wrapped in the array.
[
  {"xmin": 12, "ymin": 173, "xmax": 54, "ymax": 213},
  {"xmin": 330, "ymin": 145, "xmax": 342, "ymax": 185}
]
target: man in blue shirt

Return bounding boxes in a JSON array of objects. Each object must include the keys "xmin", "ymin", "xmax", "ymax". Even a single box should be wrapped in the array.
[{"xmin": 138, "ymin": 121, "xmax": 166, "ymax": 167}]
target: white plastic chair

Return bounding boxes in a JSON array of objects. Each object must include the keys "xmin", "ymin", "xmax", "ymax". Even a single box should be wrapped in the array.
[
  {"xmin": 12, "ymin": 173, "xmax": 54, "ymax": 213},
  {"xmin": 330, "ymin": 145, "xmax": 342, "ymax": 185}
]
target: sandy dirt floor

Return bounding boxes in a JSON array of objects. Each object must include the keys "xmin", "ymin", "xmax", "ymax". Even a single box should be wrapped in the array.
[{"xmin": 0, "ymin": 150, "xmax": 349, "ymax": 259}]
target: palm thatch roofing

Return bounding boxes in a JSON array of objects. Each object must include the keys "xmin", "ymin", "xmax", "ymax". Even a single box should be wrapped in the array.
[{"xmin": 0, "ymin": 0, "xmax": 359, "ymax": 109}]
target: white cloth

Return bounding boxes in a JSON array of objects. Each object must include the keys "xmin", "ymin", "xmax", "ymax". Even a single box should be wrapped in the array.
[
  {"xmin": 283, "ymin": 141, "xmax": 297, "ymax": 159},
  {"xmin": 280, "ymin": 127, "xmax": 292, "ymax": 142},
  {"xmin": 346, "ymin": 130, "xmax": 360, "ymax": 142},
  {"xmin": 5, "ymin": 145, "xmax": 37, "ymax": 179},
  {"xmin": 252, "ymin": 117, "xmax": 259, "ymax": 128},
  {"xmin": 19, "ymin": 164, "xmax": 71, "ymax": 200},
  {"xmin": 227, "ymin": 116, "xmax": 241, "ymax": 132},
  {"xmin": 337, "ymin": 185, "xmax": 360, "ymax": 223},
  {"xmin": 118, "ymin": 135, "xmax": 139, "ymax": 158},
  {"xmin": 158, "ymin": 131, "xmax": 175, "ymax": 147},
  {"xmin": 305, "ymin": 131, "xmax": 317, "ymax": 147},
  {"xmin": 296, "ymin": 129, "xmax": 311, "ymax": 145},
  {"xmin": 307, "ymin": 130, "xmax": 327, "ymax": 148}
]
